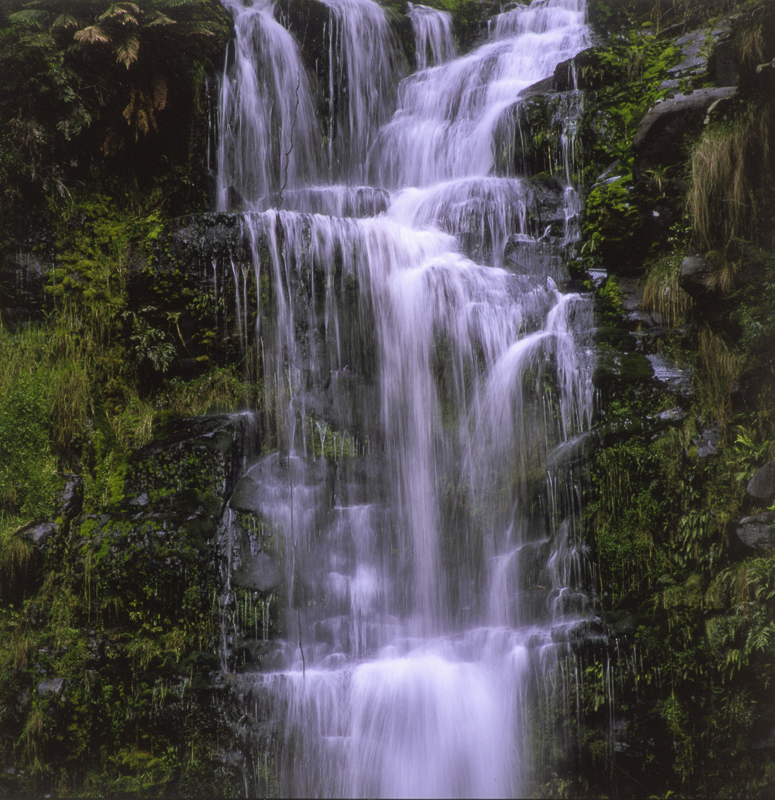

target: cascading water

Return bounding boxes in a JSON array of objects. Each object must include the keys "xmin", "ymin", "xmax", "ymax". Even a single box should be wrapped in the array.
[
  {"xmin": 215, "ymin": 0, "xmax": 597, "ymax": 796},
  {"xmin": 407, "ymin": 4, "xmax": 456, "ymax": 70}
]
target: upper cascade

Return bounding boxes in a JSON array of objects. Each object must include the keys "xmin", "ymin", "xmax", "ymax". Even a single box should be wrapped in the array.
[
  {"xmin": 216, "ymin": 0, "xmax": 322, "ymax": 209},
  {"xmin": 322, "ymin": 0, "xmax": 408, "ymax": 182},
  {"xmin": 408, "ymin": 3, "xmax": 457, "ymax": 70},
  {"xmin": 369, "ymin": 0, "xmax": 590, "ymax": 188}
]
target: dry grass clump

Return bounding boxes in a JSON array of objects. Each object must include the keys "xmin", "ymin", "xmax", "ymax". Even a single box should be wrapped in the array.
[
  {"xmin": 697, "ymin": 327, "xmax": 740, "ymax": 424},
  {"xmin": 0, "ymin": 533, "xmax": 37, "ymax": 606},
  {"xmin": 687, "ymin": 107, "xmax": 773, "ymax": 251},
  {"xmin": 643, "ymin": 256, "xmax": 693, "ymax": 327}
]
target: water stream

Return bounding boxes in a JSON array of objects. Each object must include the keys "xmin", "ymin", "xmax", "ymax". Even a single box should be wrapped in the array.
[{"xmin": 215, "ymin": 0, "xmax": 597, "ymax": 795}]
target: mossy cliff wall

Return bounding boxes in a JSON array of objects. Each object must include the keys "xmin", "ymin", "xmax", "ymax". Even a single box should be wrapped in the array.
[{"xmin": 0, "ymin": 0, "xmax": 774, "ymax": 796}]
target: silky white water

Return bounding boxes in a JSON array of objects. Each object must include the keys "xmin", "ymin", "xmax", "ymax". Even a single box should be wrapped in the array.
[{"xmin": 216, "ymin": 0, "xmax": 595, "ymax": 796}]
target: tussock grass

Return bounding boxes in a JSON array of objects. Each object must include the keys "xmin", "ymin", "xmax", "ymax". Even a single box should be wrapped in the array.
[
  {"xmin": 736, "ymin": 18, "xmax": 766, "ymax": 68},
  {"xmin": 643, "ymin": 256, "xmax": 693, "ymax": 327},
  {"xmin": 697, "ymin": 327, "xmax": 740, "ymax": 424},
  {"xmin": 19, "ymin": 705, "xmax": 46, "ymax": 763},
  {"xmin": 687, "ymin": 107, "xmax": 773, "ymax": 251},
  {"xmin": 0, "ymin": 534, "xmax": 37, "ymax": 603},
  {"xmin": 161, "ymin": 367, "xmax": 248, "ymax": 418}
]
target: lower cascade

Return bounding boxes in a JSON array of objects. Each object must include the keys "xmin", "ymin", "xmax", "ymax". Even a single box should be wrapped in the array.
[{"xmin": 217, "ymin": 0, "xmax": 596, "ymax": 795}]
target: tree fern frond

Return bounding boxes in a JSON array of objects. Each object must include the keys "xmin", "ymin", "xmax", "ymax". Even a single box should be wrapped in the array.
[
  {"xmin": 115, "ymin": 34, "xmax": 140, "ymax": 67},
  {"xmin": 8, "ymin": 10, "xmax": 48, "ymax": 29},
  {"xmin": 179, "ymin": 22, "xmax": 215, "ymax": 37},
  {"xmin": 51, "ymin": 13, "xmax": 80, "ymax": 30},
  {"xmin": 151, "ymin": 76, "xmax": 168, "ymax": 111},
  {"xmin": 74, "ymin": 25, "xmax": 112, "ymax": 44},
  {"xmin": 147, "ymin": 11, "xmax": 176, "ymax": 27},
  {"xmin": 156, "ymin": 0, "xmax": 210, "ymax": 8},
  {"xmin": 98, "ymin": 3, "xmax": 142, "ymax": 23},
  {"xmin": 135, "ymin": 107, "xmax": 151, "ymax": 137},
  {"xmin": 123, "ymin": 88, "xmax": 138, "ymax": 124}
]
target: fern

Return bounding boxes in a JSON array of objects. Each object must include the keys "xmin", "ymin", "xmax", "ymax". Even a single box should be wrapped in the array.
[
  {"xmin": 74, "ymin": 24, "xmax": 111, "ymax": 44},
  {"xmin": 114, "ymin": 33, "xmax": 140, "ymax": 67},
  {"xmin": 8, "ymin": 9, "xmax": 48, "ymax": 29}
]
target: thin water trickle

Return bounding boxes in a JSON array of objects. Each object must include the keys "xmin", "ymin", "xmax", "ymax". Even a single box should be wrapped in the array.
[{"xmin": 216, "ymin": 0, "xmax": 597, "ymax": 796}]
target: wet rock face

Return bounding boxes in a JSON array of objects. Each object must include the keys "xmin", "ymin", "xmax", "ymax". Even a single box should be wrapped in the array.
[{"xmin": 632, "ymin": 87, "xmax": 737, "ymax": 180}]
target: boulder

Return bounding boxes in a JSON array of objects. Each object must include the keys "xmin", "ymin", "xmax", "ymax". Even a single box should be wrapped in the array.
[
  {"xmin": 692, "ymin": 424, "xmax": 722, "ymax": 458},
  {"xmin": 734, "ymin": 514, "xmax": 775, "ymax": 554},
  {"xmin": 632, "ymin": 87, "xmax": 737, "ymax": 180},
  {"xmin": 647, "ymin": 354, "xmax": 693, "ymax": 399},
  {"xmin": 746, "ymin": 461, "xmax": 775, "ymax": 504},
  {"xmin": 36, "ymin": 678, "xmax": 65, "ymax": 698},
  {"xmin": 17, "ymin": 521, "xmax": 58, "ymax": 551}
]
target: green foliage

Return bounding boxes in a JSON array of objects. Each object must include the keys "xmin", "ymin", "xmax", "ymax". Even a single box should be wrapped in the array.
[
  {"xmin": 582, "ymin": 175, "xmax": 640, "ymax": 265},
  {"xmin": 0, "ymin": 326, "xmax": 63, "ymax": 525},
  {"xmin": 0, "ymin": 0, "xmax": 230, "ymax": 242}
]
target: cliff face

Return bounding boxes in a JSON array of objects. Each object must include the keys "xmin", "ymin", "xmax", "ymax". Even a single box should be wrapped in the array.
[{"xmin": 0, "ymin": 0, "xmax": 774, "ymax": 796}]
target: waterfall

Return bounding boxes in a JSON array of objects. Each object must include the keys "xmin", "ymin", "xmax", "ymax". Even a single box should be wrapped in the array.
[
  {"xmin": 216, "ymin": 0, "xmax": 322, "ymax": 209},
  {"xmin": 215, "ymin": 0, "xmax": 596, "ymax": 796},
  {"xmin": 408, "ymin": 4, "xmax": 456, "ymax": 71}
]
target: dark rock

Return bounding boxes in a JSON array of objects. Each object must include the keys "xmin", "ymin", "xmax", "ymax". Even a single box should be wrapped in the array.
[
  {"xmin": 547, "ymin": 432, "xmax": 595, "ymax": 471},
  {"xmin": 632, "ymin": 87, "xmax": 737, "ymax": 180},
  {"xmin": 232, "ymin": 551, "xmax": 283, "ymax": 593},
  {"xmin": 735, "ymin": 514, "xmax": 775, "ymax": 554},
  {"xmin": 647, "ymin": 354, "xmax": 693, "ymax": 399},
  {"xmin": 520, "ymin": 75, "xmax": 554, "ymax": 96},
  {"xmin": 692, "ymin": 423, "xmax": 722, "ymax": 458},
  {"xmin": 679, "ymin": 252, "xmax": 714, "ymax": 295},
  {"xmin": 708, "ymin": 36, "xmax": 739, "ymax": 87},
  {"xmin": 126, "ymin": 414, "xmax": 259, "ymax": 506},
  {"xmin": 594, "ymin": 351, "xmax": 654, "ymax": 388},
  {"xmin": 56, "ymin": 475, "xmax": 83, "ymax": 521},
  {"xmin": 36, "ymin": 678, "xmax": 65, "ymax": 697},
  {"xmin": 230, "ymin": 476, "xmax": 262, "ymax": 515},
  {"xmin": 594, "ymin": 407, "xmax": 686, "ymax": 449},
  {"xmin": 747, "ymin": 462, "xmax": 775, "ymax": 504},
  {"xmin": 553, "ymin": 48, "xmax": 605, "ymax": 91},
  {"xmin": 17, "ymin": 521, "xmax": 58, "ymax": 551},
  {"xmin": 0, "ymin": 251, "xmax": 55, "ymax": 325}
]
